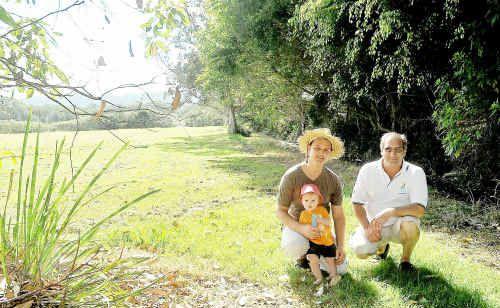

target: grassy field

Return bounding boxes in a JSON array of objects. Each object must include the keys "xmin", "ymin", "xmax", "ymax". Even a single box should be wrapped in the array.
[{"xmin": 0, "ymin": 126, "xmax": 498, "ymax": 307}]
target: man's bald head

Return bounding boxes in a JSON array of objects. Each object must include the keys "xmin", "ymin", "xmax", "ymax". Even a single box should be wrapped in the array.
[{"xmin": 380, "ymin": 132, "xmax": 408, "ymax": 152}]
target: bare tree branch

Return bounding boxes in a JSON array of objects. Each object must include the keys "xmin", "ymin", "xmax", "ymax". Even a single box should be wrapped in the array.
[
  {"xmin": 0, "ymin": 1, "xmax": 85, "ymax": 39},
  {"xmin": 100, "ymin": 77, "xmax": 161, "ymax": 98},
  {"xmin": 0, "ymin": 0, "xmax": 200, "ymax": 149}
]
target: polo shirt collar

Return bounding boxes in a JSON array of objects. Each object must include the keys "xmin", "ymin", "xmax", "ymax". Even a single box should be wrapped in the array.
[{"xmin": 377, "ymin": 158, "xmax": 409, "ymax": 176}]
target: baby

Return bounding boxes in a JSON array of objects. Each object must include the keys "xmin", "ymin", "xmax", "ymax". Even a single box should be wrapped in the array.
[{"xmin": 299, "ymin": 183, "xmax": 341, "ymax": 286}]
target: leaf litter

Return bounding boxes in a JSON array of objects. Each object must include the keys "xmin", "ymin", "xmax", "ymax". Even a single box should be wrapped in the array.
[{"xmin": 120, "ymin": 252, "xmax": 303, "ymax": 307}]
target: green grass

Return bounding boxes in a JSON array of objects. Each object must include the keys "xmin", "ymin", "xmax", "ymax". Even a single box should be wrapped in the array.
[{"xmin": 0, "ymin": 126, "xmax": 498, "ymax": 307}]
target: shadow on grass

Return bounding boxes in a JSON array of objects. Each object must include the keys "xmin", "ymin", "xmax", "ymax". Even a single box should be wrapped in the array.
[
  {"xmin": 209, "ymin": 156, "xmax": 286, "ymax": 193},
  {"xmin": 157, "ymin": 134, "xmax": 292, "ymax": 193},
  {"xmin": 156, "ymin": 133, "xmax": 294, "ymax": 157},
  {"xmin": 156, "ymin": 134, "xmax": 243, "ymax": 156},
  {"xmin": 287, "ymin": 268, "xmax": 379, "ymax": 307},
  {"xmin": 372, "ymin": 257, "xmax": 490, "ymax": 308},
  {"xmin": 156, "ymin": 134, "xmax": 363, "ymax": 197}
]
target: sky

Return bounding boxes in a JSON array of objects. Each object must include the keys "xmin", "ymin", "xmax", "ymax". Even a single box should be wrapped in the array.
[{"xmin": 3, "ymin": 0, "xmax": 180, "ymax": 105}]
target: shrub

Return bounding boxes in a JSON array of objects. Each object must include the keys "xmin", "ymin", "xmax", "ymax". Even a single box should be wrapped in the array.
[{"xmin": 0, "ymin": 113, "xmax": 159, "ymax": 306}]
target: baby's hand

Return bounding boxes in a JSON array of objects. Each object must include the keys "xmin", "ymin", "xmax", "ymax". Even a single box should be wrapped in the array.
[
  {"xmin": 301, "ymin": 224, "xmax": 320, "ymax": 240},
  {"xmin": 317, "ymin": 217, "xmax": 331, "ymax": 226},
  {"xmin": 318, "ymin": 224, "xmax": 325, "ymax": 236}
]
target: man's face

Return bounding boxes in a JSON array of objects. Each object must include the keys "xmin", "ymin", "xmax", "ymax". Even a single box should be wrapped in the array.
[
  {"xmin": 302, "ymin": 192, "xmax": 319, "ymax": 211},
  {"xmin": 381, "ymin": 135, "xmax": 406, "ymax": 167},
  {"xmin": 307, "ymin": 138, "xmax": 332, "ymax": 164}
]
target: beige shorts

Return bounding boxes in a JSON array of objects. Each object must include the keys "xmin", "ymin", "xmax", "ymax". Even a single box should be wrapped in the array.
[
  {"xmin": 281, "ymin": 227, "xmax": 348, "ymax": 274},
  {"xmin": 349, "ymin": 216, "xmax": 420, "ymax": 256}
]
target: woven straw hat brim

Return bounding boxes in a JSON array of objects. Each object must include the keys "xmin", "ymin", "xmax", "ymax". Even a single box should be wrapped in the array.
[{"xmin": 297, "ymin": 128, "xmax": 345, "ymax": 159}]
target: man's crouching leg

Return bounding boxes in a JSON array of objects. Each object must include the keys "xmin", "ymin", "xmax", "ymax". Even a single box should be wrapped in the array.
[
  {"xmin": 399, "ymin": 221, "xmax": 420, "ymax": 262},
  {"xmin": 281, "ymin": 227, "xmax": 308, "ymax": 260},
  {"xmin": 349, "ymin": 226, "xmax": 378, "ymax": 259}
]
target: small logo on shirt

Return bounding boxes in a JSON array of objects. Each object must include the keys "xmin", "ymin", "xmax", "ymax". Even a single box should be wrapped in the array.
[{"xmin": 399, "ymin": 183, "xmax": 408, "ymax": 194}]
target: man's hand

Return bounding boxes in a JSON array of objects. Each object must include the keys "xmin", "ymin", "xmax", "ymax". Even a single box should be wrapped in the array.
[
  {"xmin": 372, "ymin": 208, "xmax": 396, "ymax": 227},
  {"xmin": 335, "ymin": 246, "xmax": 345, "ymax": 264},
  {"xmin": 364, "ymin": 220, "xmax": 383, "ymax": 242},
  {"xmin": 300, "ymin": 224, "xmax": 320, "ymax": 240}
]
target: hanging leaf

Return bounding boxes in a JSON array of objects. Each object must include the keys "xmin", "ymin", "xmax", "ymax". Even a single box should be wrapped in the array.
[
  {"xmin": 26, "ymin": 88, "xmax": 34, "ymax": 99},
  {"xmin": 97, "ymin": 56, "xmax": 106, "ymax": 67},
  {"xmin": 136, "ymin": 0, "xmax": 143, "ymax": 9},
  {"xmin": 0, "ymin": 5, "xmax": 16, "ymax": 27},
  {"xmin": 146, "ymin": 43, "xmax": 158, "ymax": 57},
  {"xmin": 171, "ymin": 87, "xmax": 181, "ymax": 110},
  {"xmin": 49, "ymin": 64, "xmax": 69, "ymax": 84},
  {"xmin": 128, "ymin": 40, "xmax": 134, "ymax": 57},
  {"xmin": 104, "ymin": 15, "xmax": 111, "ymax": 24},
  {"xmin": 96, "ymin": 101, "xmax": 106, "ymax": 118}
]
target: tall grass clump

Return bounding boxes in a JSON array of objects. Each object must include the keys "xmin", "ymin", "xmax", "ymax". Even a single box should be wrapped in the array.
[{"xmin": 0, "ymin": 115, "xmax": 159, "ymax": 306}]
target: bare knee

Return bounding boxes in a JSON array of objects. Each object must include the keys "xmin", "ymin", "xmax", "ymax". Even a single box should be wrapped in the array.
[{"xmin": 400, "ymin": 221, "xmax": 420, "ymax": 243}]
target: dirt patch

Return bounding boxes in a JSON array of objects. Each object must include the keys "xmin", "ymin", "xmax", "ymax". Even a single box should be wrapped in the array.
[
  {"xmin": 122, "ymin": 250, "xmax": 303, "ymax": 307},
  {"xmin": 128, "ymin": 271, "xmax": 303, "ymax": 308}
]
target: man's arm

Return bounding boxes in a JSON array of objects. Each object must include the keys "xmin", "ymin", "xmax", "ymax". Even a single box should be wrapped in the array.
[
  {"xmin": 332, "ymin": 205, "xmax": 346, "ymax": 249},
  {"xmin": 353, "ymin": 202, "xmax": 381, "ymax": 242},
  {"xmin": 276, "ymin": 204, "xmax": 319, "ymax": 239},
  {"xmin": 352, "ymin": 202, "xmax": 370, "ymax": 229},
  {"xmin": 372, "ymin": 203, "xmax": 425, "ymax": 226},
  {"xmin": 351, "ymin": 165, "xmax": 381, "ymax": 240},
  {"xmin": 330, "ymin": 204, "xmax": 346, "ymax": 264},
  {"xmin": 393, "ymin": 203, "xmax": 425, "ymax": 217}
]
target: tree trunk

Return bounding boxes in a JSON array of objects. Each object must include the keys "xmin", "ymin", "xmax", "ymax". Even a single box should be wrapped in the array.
[
  {"xmin": 388, "ymin": 93, "xmax": 396, "ymax": 131},
  {"xmin": 226, "ymin": 103, "xmax": 237, "ymax": 134}
]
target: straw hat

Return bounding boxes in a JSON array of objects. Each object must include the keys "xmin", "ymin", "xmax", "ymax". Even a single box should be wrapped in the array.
[{"xmin": 298, "ymin": 128, "xmax": 344, "ymax": 159}]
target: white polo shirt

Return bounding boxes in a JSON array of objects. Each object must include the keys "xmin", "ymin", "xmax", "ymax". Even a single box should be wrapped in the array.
[{"xmin": 351, "ymin": 159, "xmax": 428, "ymax": 226}]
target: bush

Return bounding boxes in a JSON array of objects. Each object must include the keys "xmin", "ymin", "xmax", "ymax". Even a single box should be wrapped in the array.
[{"xmin": 0, "ymin": 114, "xmax": 159, "ymax": 306}]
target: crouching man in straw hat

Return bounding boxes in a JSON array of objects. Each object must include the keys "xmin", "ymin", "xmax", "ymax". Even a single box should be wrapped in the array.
[
  {"xmin": 277, "ymin": 128, "xmax": 348, "ymax": 275},
  {"xmin": 349, "ymin": 132, "xmax": 428, "ymax": 272}
]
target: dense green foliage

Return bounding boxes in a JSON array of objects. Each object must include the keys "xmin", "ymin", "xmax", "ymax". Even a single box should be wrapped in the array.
[{"xmin": 189, "ymin": 0, "xmax": 498, "ymax": 203}]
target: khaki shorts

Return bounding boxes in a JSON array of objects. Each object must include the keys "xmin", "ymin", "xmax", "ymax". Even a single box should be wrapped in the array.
[{"xmin": 349, "ymin": 216, "xmax": 420, "ymax": 256}]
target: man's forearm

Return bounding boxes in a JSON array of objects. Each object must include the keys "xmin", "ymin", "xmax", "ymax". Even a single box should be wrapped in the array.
[
  {"xmin": 332, "ymin": 206, "xmax": 346, "ymax": 248},
  {"xmin": 276, "ymin": 206, "xmax": 302, "ymax": 233},
  {"xmin": 353, "ymin": 203, "xmax": 370, "ymax": 229},
  {"xmin": 392, "ymin": 203, "xmax": 425, "ymax": 218},
  {"xmin": 334, "ymin": 214, "xmax": 345, "ymax": 248}
]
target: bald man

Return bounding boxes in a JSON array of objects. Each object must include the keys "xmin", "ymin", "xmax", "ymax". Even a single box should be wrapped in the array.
[{"xmin": 349, "ymin": 132, "xmax": 428, "ymax": 272}]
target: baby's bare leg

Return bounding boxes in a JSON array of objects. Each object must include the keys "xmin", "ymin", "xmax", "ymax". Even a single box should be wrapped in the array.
[{"xmin": 307, "ymin": 254, "xmax": 322, "ymax": 283}]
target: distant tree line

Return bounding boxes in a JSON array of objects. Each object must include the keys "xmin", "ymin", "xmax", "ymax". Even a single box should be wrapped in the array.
[
  {"xmin": 156, "ymin": 0, "xmax": 498, "ymax": 204},
  {"xmin": 0, "ymin": 98, "xmax": 224, "ymax": 133}
]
